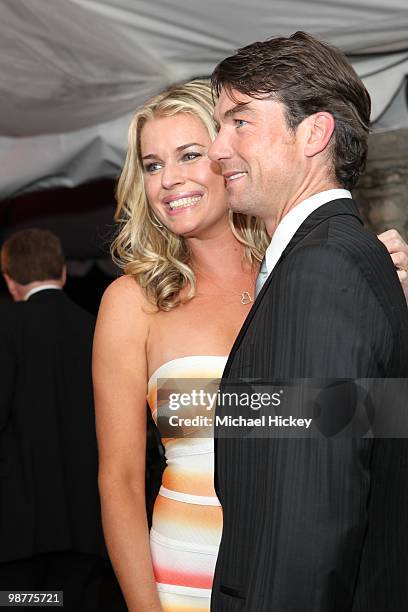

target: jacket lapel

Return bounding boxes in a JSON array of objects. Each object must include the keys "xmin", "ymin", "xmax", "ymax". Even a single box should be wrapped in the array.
[{"xmin": 222, "ymin": 198, "xmax": 363, "ymax": 377}]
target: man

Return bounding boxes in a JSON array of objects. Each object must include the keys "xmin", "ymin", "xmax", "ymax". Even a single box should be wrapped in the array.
[
  {"xmin": 0, "ymin": 229, "xmax": 107, "ymax": 611},
  {"xmin": 209, "ymin": 32, "xmax": 408, "ymax": 610}
]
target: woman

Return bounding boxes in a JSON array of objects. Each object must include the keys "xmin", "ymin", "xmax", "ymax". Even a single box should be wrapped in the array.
[{"xmin": 93, "ymin": 80, "xmax": 408, "ymax": 612}]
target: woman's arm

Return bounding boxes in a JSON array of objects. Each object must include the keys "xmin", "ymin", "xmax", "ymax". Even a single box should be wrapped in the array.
[
  {"xmin": 378, "ymin": 229, "xmax": 408, "ymax": 304},
  {"xmin": 93, "ymin": 276, "xmax": 162, "ymax": 611}
]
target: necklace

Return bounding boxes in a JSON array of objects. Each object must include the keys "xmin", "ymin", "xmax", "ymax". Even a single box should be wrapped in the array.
[
  {"xmin": 194, "ymin": 266, "xmax": 255, "ymax": 305},
  {"xmin": 241, "ymin": 291, "xmax": 253, "ymax": 305},
  {"xmin": 194, "ymin": 287, "xmax": 254, "ymax": 305}
]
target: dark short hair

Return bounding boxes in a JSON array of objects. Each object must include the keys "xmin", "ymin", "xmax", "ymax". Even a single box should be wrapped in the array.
[
  {"xmin": 1, "ymin": 228, "xmax": 65, "ymax": 284},
  {"xmin": 211, "ymin": 31, "xmax": 371, "ymax": 190}
]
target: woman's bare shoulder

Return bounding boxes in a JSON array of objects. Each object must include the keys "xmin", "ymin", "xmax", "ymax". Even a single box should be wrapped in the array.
[
  {"xmin": 96, "ymin": 275, "xmax": 155, "ymax": 343},
  {"xmin": 102, "ymin": 274, "xmax": 148, "ymax": 301},
  {"xmin": 100, "ymin": 275, "xmax": 154, "ymax": 315}
]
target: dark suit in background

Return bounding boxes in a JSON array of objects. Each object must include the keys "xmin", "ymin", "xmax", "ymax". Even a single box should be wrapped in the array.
[
  {"xmin": 212, "ymin": 199, "xmax": 408, "ymax": 611},
  {"xmin": 0, "ymin": 289, "xmax": 108, "ymax": 611}
]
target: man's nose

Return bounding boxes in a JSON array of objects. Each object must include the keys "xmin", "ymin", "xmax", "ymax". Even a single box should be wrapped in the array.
[{"xmin": 208, "ymin": 130, "xmax": 232, "ymax": 162}]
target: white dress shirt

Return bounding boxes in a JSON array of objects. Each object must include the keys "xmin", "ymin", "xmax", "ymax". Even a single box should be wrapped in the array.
[
  {"xmin": 24, "ymin": 284, "xmax": 62, "ymax": 301},
  {"xmin": 264, "ymin": 189, "xmax": 352, "ymax": 276}
]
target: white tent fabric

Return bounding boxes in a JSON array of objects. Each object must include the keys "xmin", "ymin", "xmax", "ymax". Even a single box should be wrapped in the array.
[{"xmin": 0, "ymin": 0, "xmax": 407, "ymax": 199}]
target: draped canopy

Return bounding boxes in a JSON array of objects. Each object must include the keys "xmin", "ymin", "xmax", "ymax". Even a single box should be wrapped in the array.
[{"xmin": 0, "ymin": 0, "xmax": 407, "ymax": 199}]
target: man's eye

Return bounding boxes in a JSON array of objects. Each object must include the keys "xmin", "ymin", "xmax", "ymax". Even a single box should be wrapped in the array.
[
  {"xmin": 182, "ymin": 152, "xmax": 202, "ymax": 162},
  {"xmin": 144, "ymin": 162, "xmax": 162, "ymax": 173},
  {"xmin": 234, "ymin": 119, "xmax": 248, "ymax": 128}
]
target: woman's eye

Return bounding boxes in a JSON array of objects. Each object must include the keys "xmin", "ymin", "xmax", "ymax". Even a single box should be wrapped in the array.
[
  {"xmin": 234, "ymin": 119, "xmax": 248, "ymax": 128},
  {"xmin": 144, "ymin": 162, "xmax": 162, "ymax": 173},
  {"xmin": 182, "ymin": 152, "xmax": 202, "ymax": 162}
]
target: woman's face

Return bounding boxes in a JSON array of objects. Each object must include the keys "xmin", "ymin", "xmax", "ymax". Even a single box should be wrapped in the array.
[{"xmin": 140, "ymin": 112, "xmax": 229, "ymax": 238}]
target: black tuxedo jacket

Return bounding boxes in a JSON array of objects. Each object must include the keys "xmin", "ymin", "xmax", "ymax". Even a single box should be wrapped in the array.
[
  {"xmin": 212, "ymin": 199, "xmax": 408, "ymax": 611},
  {"xmin": 0, "ymin": 289, "xmax": 106, "ymax": 562}
]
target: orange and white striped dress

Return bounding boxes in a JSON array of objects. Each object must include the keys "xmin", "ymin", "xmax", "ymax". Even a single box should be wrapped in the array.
[{"xmin": 147, "ymin": 356, "xmax": 226, "ymax": 611}]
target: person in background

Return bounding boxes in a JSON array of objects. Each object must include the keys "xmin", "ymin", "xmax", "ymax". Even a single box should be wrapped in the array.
[{"xmin": 0, "ymin": 228, "xmax": 108, "ymax": 612}]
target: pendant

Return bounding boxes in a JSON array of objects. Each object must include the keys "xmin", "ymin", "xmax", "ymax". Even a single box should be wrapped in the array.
[{"xmin": 241, "ymin": 291, "xmax": 253, "ymax": 305}]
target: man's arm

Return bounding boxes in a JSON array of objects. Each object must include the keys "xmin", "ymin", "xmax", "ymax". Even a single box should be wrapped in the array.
[
  {"xmin": 270, "ymin": 242, "xmax": 394, "ymax": 378},
  {"xmin": 247, "ymin": 242, "xmax": 402, "ymax": 609}
]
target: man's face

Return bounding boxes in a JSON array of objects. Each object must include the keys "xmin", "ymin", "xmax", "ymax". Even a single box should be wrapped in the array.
[{"xmin": 209, "ymin": 88, "xmax": 306, "ymax": 232}]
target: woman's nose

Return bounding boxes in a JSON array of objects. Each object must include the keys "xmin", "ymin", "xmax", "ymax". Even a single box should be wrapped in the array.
[{"xmin": 161, "ymin": 162, "xmax": 185, "ymax": 189}]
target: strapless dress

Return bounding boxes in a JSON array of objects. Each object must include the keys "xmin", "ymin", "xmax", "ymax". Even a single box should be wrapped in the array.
[{"xmin": 147, "ymin": 356, "xmax": 226, "ymax": 611}]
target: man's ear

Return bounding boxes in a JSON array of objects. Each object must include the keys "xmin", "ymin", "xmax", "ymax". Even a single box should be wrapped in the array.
[
  {"xmin": 303, "ymin": 112, "xmax": 335, "ymax": 158},
  {"xmin": 61, "ymin": 265, "xmax": 67, "ymax": 287},
  {"xmin": 3, "ymin": 273, "xmax": 20, "ymax": 302}
]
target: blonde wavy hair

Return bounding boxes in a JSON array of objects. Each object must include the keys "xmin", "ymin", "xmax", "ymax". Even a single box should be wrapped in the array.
[{"xmin": 112, "ymin": 79, "xmax": 269, "ymax": 311}]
